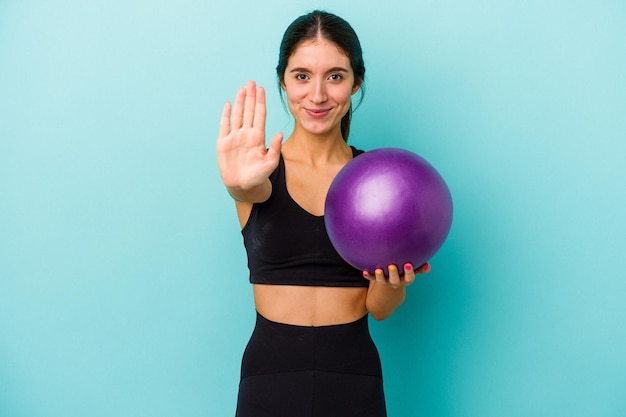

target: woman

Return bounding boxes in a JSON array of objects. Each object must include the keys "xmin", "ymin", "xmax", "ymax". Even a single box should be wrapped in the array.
[{"xmin": 217, "ymin": 10, "xmax": 430, "ymax": 417}]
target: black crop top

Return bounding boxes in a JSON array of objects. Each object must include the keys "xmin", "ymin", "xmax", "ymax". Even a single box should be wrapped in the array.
[{"xmin": 241, "ymin": 146, "xmax": 368, "ymax": 287}]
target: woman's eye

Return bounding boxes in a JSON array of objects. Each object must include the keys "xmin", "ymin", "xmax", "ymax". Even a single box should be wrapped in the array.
[
  {"xmin": 329, "ymin": 74, "xmax": 343, "ymax": 81},
  {"xmin": 296, "ymin": 73, "xmax": 308, "ymax": 81}
]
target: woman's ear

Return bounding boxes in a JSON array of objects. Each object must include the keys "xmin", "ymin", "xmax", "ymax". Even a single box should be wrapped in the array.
[{"xmin": 352, "ymin": 77, "xmax": 363, "ymax": 95}]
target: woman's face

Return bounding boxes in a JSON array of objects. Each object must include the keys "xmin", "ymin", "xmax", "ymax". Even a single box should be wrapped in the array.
[{"xmin": 283, "ymin": 38, "xmax": 360, "ymax": 138}]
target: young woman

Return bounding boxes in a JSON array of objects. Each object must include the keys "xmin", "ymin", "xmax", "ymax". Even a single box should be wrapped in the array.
[{"xmin": 217, "ymin": 10, "xmax": 430, "ymax": 417}]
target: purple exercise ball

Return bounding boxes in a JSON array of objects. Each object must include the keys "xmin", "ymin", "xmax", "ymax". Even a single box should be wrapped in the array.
[{"xmin": 324, "ymin": 147, "xmax": 453, "ymax": 274}]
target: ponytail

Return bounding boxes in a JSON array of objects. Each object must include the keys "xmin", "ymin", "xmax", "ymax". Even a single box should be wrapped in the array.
[{"xmin": 340, "ymin": 105, "xmax": 353, "ymax": 142}]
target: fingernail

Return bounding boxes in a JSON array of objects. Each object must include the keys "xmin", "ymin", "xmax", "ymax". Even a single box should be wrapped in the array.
[
  {"xmin": 404, "ymin": 264, "xmax": 412, "ymax": 271},
  {"xmin": 389, "ymin": 265, "xmax": 397, "ymax": 273}
]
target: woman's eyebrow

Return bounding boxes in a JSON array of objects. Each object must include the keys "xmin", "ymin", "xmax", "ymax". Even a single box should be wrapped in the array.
[{"xmin": 289, "ymin": 66, "xmax": 349, "ymax": 73}]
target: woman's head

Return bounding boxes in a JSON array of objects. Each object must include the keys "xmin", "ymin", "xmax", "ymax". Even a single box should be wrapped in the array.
[{"xmin": 277, "ymin": 10, "xmax": 365, "ymax": 141}]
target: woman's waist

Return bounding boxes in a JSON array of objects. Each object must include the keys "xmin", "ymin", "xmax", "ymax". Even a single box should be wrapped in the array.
[
  {"xmin": 253, "ymin": 284, "xmax": 368, "ymax": 326},
  {"xmin": 242, "ymin": 308, "xmax": 382, "ymax": 379}
]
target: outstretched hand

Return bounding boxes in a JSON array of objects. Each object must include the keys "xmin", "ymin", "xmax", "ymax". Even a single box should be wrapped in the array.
[
  {"xmin": 362, "ymin": 262, "xmax": 431, "ymax": 289},
  {"xmin": 217, "ymin": 80, "xmax": 283, "ymax": 191}
]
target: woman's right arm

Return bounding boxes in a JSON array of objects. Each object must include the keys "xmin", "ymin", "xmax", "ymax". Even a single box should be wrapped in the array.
[{"xmin": 217, "ymin": 80, "xmax": 283, "ymax": 204}]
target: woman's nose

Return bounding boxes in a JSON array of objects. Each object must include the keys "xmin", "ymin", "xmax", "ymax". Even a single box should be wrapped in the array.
[{"xmin": 309, "ymin": 80, "xmax": 327, "ymax": 104}]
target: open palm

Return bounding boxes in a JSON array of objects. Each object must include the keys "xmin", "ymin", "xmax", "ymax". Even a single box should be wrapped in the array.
[{"xmin": 217, "ymin": 81, "xmax": 283, "ymax": 191}]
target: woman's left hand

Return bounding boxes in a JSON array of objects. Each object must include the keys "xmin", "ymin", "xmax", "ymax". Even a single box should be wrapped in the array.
[{"xmin": 362, "ymin": 262, "xmax": 431, "ymax": 289}]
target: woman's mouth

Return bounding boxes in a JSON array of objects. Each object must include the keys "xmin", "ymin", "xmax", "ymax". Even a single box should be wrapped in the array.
[{"xmin": 305, "ymin": 108, "xmax": 331, "ymax": 118}]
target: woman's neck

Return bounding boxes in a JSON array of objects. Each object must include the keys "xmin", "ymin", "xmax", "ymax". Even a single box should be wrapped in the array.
[
  {"xmin": 282, "ymin": 135, "xmax": 351, "ymax": 167},
  {"xmin": 282, "ymin": 125, "xmax": 351, "ymax": 166}
]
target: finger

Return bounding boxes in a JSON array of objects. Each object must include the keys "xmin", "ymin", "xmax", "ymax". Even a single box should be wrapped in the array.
[
  {"xmin": 231, "ymin": 86, "xmax": 246, "ymax": 129},
  {"xmin": 375, "ymin": 268, "xmax": 386, "ymax": 285},
  {"xmin": 218, "ymin": 101, "xmax": 232, "ymax": 138},
  {"xmin": 253, "ymin": 86, "xmax": 267, "ymax": 131},
  {"xmin": 362, "ymin": 270, "xmax": 374, "ymax": 281},
  {"xmin": 415, "ymin": 262, "xmax": 431, "ymax": 274},
  {"xmin": 388, "ymin": 265, "xmax": 401, "ymax": 288},
  {"xmin": 401, "ymin": 263, "xmax": 416, "ymax": 286},
  {"xmin": 402, "ymin": 266, "xmax": 416, "ymax": 286},
  {"xmin": 266, "ymin": 132, "xmax": 284, "ymax": 159},
  {"xmin": 242, "ymin": 80, "xmax": 256, "ymax": 127}
]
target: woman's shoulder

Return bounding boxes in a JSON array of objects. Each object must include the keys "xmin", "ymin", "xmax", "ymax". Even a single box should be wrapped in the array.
[{"xmin": 350, "ymin": 145, "xmax": 366, "ymax": 157}]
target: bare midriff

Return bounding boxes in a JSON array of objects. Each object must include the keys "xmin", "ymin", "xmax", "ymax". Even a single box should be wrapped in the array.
[{"xmin": 253, "ymin": 284, "xmax": 369, "ymax": 326}]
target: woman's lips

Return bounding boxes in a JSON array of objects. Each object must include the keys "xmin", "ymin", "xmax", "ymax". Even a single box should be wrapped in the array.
[{"xmin": 305, "ymin": 108, "xmax": 331, "ymax": 118}]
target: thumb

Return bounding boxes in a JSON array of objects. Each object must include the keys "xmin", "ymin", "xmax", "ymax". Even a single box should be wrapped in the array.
[{"xmin": 266, "ymin": 132, "xmax": 284, "ymax": 160}]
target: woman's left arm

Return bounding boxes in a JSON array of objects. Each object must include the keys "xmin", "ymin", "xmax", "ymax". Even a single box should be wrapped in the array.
[{"xmin": 364, "ymin": 263, "xmax": 430, "ymax": 321}]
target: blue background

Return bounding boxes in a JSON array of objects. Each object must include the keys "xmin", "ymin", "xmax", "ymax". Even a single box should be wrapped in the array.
[{"xmin": 1, "ymin": 1, "xmax": 625, "ymax": 416}]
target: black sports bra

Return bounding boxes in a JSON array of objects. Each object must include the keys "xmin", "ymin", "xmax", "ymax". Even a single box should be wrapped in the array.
[{"xmin": 241, "ymin": 146, "xmax": 368, "ymax": 287}]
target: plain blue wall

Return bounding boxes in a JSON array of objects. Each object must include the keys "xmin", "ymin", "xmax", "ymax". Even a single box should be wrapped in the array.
[{"xmin": 1, "ymin": 1, "xmax": 625, "ymax": 416}]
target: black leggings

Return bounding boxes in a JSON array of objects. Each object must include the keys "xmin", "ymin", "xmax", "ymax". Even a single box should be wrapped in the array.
[{"xmin": 236, "ymin": 313, "xmax": 387, "ymax": 417}]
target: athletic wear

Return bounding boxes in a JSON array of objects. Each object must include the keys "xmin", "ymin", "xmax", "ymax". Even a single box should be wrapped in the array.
[
  {"xmin": 242, "ymin": 146, "xmax": 368, "ymax": 287},
  {"xmin": 236, "ymin": 313, "xmax": 387, "ymax": 417},
  {"xmin": 236, "ymin": 146, "xmax": 387, "ymax": 416}
]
